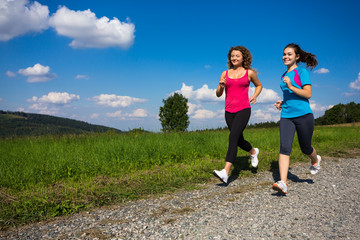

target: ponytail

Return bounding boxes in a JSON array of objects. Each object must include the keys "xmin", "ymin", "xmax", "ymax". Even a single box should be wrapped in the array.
[{"xmin": 285, "ymin": 43, "xmax": 318, "ymax": 70}]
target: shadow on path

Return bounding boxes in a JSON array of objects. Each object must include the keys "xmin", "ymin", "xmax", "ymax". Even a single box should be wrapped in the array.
[
  {"xmin": 270, "ymin": 160, "xmax": 314, "ymax": 196},
  {"xmin": 215, "ymin": 156, "xmax": 258, "ymax": 186}
]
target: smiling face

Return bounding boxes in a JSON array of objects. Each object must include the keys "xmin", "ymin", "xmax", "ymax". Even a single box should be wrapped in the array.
[
  {"xmin": 230, "ymin": 50, "xmax": 243, "ymax": 68},
  {"xmin": 283, "ymin": 47, "xmax": 299, "ymax": 67}
]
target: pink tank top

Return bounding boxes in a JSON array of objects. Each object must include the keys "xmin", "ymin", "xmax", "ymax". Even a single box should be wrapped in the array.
[{"xmin": 225, "ymin": 69, "xmax": 251, "ymax": 113}]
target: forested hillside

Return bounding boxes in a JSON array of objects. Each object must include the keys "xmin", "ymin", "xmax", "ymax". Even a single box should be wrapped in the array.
[{"xmin": 0, "ymin": 110, "xmax": 122, "ymax": 137}]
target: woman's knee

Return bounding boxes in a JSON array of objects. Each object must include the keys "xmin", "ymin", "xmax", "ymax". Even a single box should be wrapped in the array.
[
  {"xmin": 300, "ymin": 146, "xmax": 313, "ymax": 155},
  {"xmin": 280, "ymin": 144, "xmax": 292, "ymax": 156},
  {"xmin": 280, "ymin": 149, "xmax": 291, "ymax": 156}
]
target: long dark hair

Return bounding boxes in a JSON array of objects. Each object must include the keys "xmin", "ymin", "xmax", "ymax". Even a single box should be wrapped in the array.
[{"xmin": 284, "ymin": 43, "xmax": 318, "ymax": 70}]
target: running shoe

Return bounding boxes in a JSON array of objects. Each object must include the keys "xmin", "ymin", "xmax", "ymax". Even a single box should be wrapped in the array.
[
  {"xmin": 212, "ymin": 169, "xmax": 228, "ymax": 184},
  {"xmin": 250, "ymin": 148, "xmax": 259, "ymax": 167},
  {"xmin": 310, "ymin": 155, "xmax": 321, "ymax": 175},
  {"xmin": 272, "ymin": 180, "xmax": 288, "ymax": 194}
]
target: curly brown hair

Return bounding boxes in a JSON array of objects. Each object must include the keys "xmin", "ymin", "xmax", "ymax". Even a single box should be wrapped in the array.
[{"xmin": 227, "ymin": 46, "xmax": 253, "ymax": 69}]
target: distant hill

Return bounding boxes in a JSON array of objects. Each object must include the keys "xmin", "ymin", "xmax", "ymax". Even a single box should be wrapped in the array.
[{"xmin": 0, "ymin": 110, "xmax": 123, "ymax": 137}]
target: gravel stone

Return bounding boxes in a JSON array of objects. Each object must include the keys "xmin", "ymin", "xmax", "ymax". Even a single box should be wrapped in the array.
[{"xmin": 1, "ymin": 157, "xmax": 359, "ymax": 239}]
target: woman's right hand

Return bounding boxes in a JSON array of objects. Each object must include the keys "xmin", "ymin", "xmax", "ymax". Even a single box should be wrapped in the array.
[
  {"xmin": 219, "ymin": 77, "xmax": 226, "ymax": 88},
  {"xmin": 275, "ymin": 100, "xmax": 283, "ymax": 110}
]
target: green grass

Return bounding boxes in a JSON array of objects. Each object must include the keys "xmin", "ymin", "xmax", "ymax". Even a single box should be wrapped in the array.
[{"xmin": 1, "ymin": 126, "xmax": 359, "ymax": 230}]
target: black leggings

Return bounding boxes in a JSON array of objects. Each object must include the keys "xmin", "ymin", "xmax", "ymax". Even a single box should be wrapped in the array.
[
  {"xmin": 279, "ymin": 113, "xmax": 314, "ymax": 156},
  {"xmin": 225, "ymin": 108, "xmax": 253, "ymax": 164}
]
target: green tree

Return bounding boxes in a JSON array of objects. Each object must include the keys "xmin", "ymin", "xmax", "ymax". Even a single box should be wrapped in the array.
[
  {"xmin": 159, "ymin": 93, "xmax": 189, "ymax": 132},
  {"xmin": 345, "ymin": 102, "xmax": 360, "ymax": 122}
]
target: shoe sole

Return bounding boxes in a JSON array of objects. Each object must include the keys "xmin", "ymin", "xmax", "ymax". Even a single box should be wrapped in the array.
[
  {"xmin": 310, "ymin": 168, "xmax": 320, "ymax": 175},
  {"xmin": 251, "ymin": 148, "xmax": 259, "ymax": 167},
  {"xmin": 272, "ymin": 183, "xmax": 287, "ymax": 194},
  {"xmin": 212, "ymin": 171, "xmax": 227, "ymax": 184},
  {"xmin": 310, "ymin": 156, "xmax": 321, "ymax": 175}
]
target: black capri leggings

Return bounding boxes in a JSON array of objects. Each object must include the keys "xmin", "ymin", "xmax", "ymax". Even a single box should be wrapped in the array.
[
  {"xmin": 225, "ymin": 108, "xmax": 253, "ymax": 164},
  {"xmin": 280, "ymin": 113, "xmax": 314, "ymax": 156}
]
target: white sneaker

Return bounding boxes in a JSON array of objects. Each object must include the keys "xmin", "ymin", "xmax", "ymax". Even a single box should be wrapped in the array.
[
  {"xmin": 272, "ymin": 180, "xmax": 288, "ymax": 194},
  {"xmin": 212, "ymin": 169, "xmax": 228, "ymax": 184},
  {"xmin": 250, "ymin": 148, "xmax": 259, "ymax": 167},
  {"xmin": 310, "ymin": 155, "xmax": 321, "ymax": 175}
]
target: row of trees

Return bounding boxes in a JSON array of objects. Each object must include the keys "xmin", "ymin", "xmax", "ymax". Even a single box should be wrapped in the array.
[
  {"xmin": 158, "ymin": 93, "xmax": 360, "ymax": 132},
  {"xmin": 315, "ymin": 102, "xmax": 360, "ymax": 125}
]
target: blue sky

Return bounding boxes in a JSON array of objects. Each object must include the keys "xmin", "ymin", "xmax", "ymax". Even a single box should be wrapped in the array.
[{"xmin": 1, "ymin": 0, "xmax": 359, "ymax": 131}]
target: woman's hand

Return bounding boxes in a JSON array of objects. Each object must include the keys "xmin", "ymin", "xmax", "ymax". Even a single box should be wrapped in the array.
[
  {"xmin": 219, "ymin": 77, "xmax": 226, "ymax": 88},
  {"xmin": 274, "ymin": 100, "xmax": 283, "ymax": 110},
  {"xmin": 282, "ymin": 76, "xmax": 292, "ymax": 89},
  {"xmin": 249, "ymin": 96, "xmax": 257, "ymax": 104},
  {"xmin": 216, "ymin": 73, "xmax": 227, "ymax": 97}
]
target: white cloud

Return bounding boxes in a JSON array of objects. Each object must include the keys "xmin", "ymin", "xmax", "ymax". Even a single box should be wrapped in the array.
[
  {"xmin": 0, "ymin": 97, "xmax": 2, "ymax": 102},
  {"xmin": 349, "ymin": 72, "xmax": 360, "ymax": 90},
  {"xmin": 314, "ymin": 68, "xmax": 330, "ymax": 74},
  {"xmin": 178, "ymin": 83, "xmax": 279, "ymax": 104},
  {"xmin": 344, "ymin": 92, "xmax": 358, "ymax": 96},
  {"xmin": 106, "ymin": 109, "xmax": 148, "ymax": 119},
  {"xmin": 18, "ymin": 63, "xmax": 57, "ymax": 82},
  {"xmin": 49, "ymin": 6, "xmax": 135, "ymax": 49},
  {"xmin": 187, "ymin": 102, "xmax": 201, "ymax": 115},
  {"xmin": 0, "ymin": 0, "xmax": 49, "ymax": 41},
  {"xmin": 31, "ymin": 92, "xmax": 80, "ymax": 105},
  {"xmin": 92, "ymin": 94, "xmax": 147, "ymax": 107},
  {"xmin": 310, "ymin": 101, "xmax": 332, "ymax": 112},
  {"xmin": 309, "ymin": 100, "xmax": 333, "ymax": 118},
  {"xmin": 6, "ymin": 71, "xmax": 16, "ymax": 77},
  {"xmin": 75, "ymin": 74, "xmax": 89, "ymax": 80},
  {"xmin": 177, "ymin": 83, "xmax": 224, "ymax": 102},
  {"xmin": 28, "ymin": 103, "xmax": 59, "ymax": 115},
  {"xmin": 204, "ymin": 65, "xmax": 211, "ymax": 69},
  {"xmin": 28, "ymin": 92, "xmax": 80, "ymax": 115},
  {"xmin": 129, "ymin": 108, "xmax": 148, "ymax": 117},
  {"xmin": 251, "ymin": 109, "xmax": 275, "ymax": 122},
  {"xmin": 90, "ymin": 113, "xmax": 99, "ymax": 119},
  {"xmin": 249, "ymin": 87, "xmax": 280, "ymax": 103},
  {"xmin": 192, "ymin": 109, "xmax": 216, "ymax": 119},
  {"xmin": 107, "ymin": 110, "xmax": 122, "ymax": 117}
]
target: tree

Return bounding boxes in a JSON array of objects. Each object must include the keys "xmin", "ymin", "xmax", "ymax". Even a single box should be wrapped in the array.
[{"xmin": 159, "ymin": 93, "xmax": 189, "ymax": 132}]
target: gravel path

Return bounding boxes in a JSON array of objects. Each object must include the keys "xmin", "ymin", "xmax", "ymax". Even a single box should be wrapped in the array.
[{"xmin": 1, "ymin": 157, "xmax": 359, "ymax": 240}]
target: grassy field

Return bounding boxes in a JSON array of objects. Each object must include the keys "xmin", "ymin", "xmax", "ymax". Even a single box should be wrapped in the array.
[{"xmin": 1, "ymin": 125, "xmax": 359, "ymax": 230}]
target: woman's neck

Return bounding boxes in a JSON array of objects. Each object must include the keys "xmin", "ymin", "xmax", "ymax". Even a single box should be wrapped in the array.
[
  {"xmin": 287, "ymin": 63, "xmax": 298, "ymax": 72},
  {"xmin": 232, "ymin": 66, "xmax": 244, "ymax": 71}
]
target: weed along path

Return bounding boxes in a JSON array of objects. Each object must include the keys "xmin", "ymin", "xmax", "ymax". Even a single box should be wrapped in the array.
[{"xmin": 1, "ymin": 157, "xmax": 360, "ymax": 239}]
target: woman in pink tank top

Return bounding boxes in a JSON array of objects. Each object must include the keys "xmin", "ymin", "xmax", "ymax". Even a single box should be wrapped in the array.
[{"xmin": 213, "ymin": 46, "xmax": 263, "ymax": 184}]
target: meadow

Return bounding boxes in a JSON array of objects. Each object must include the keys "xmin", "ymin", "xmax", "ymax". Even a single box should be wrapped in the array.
[{"xmin": 1, "ymin": 125, "xmax": 359, "ymax": 230}]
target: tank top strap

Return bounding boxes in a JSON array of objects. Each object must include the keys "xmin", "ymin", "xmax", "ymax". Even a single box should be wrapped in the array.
[{"xmin": 225, "ymin": 70, "xmax": 228, "ymax": 78}]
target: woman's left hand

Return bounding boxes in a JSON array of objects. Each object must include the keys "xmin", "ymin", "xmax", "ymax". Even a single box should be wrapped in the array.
[
  {"xmin": 250, "ymin": 96, "xmax": 257, "ymax": 104},
  {"xmin": 283, "ymin": 76, "xmax": 292, "ymax": 89}
]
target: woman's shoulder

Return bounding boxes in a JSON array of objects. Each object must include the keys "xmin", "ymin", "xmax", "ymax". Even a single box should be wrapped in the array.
[
  {"xmin": 296, "ymin": 67, "xmax": 309, "ymax": 74},
  {"xmin": 247, "ymin": 68, "xmax": 257, "ymax": 76}
]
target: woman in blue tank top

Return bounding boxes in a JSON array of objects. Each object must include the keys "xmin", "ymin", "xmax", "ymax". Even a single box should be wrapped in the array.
[{"xmin": 272, "ymin": 43, "xmax": 321, "ymax": 194}]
